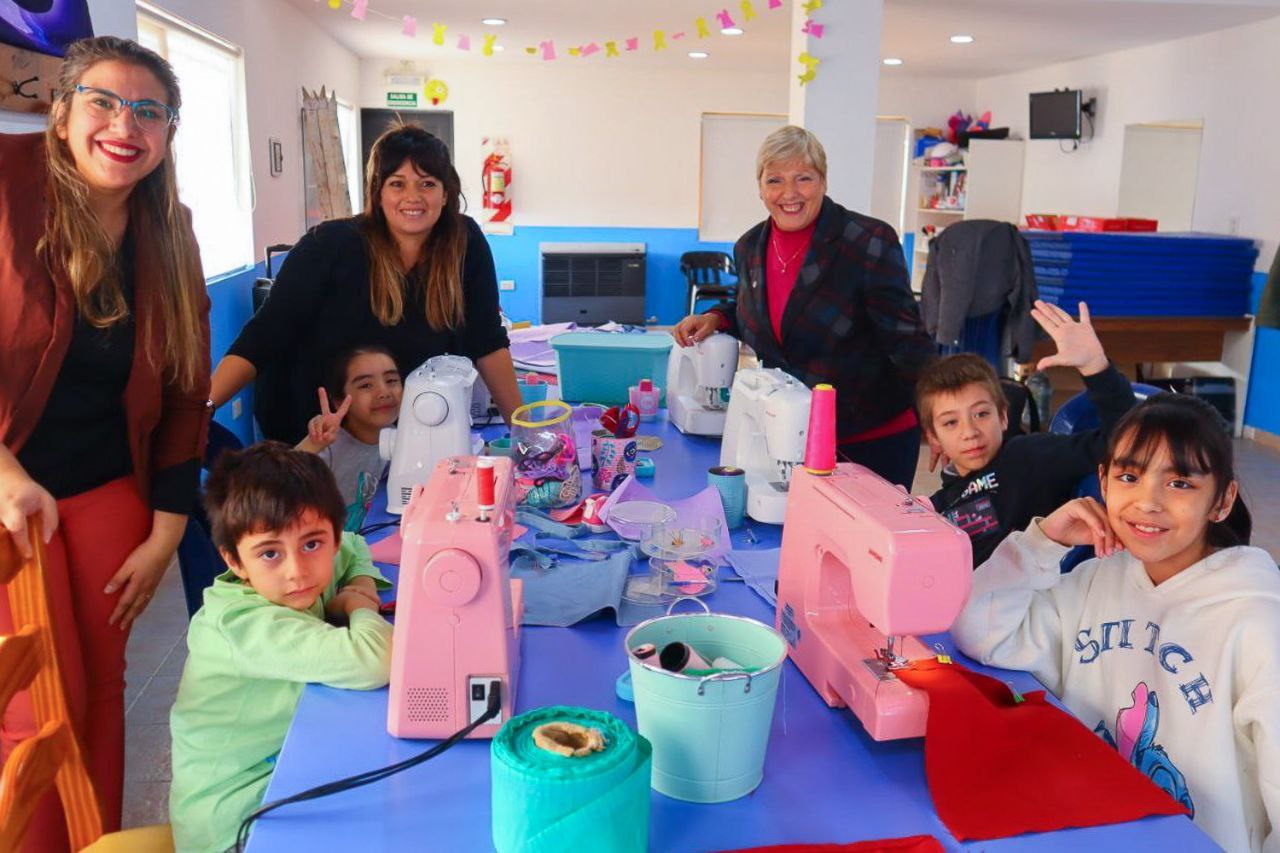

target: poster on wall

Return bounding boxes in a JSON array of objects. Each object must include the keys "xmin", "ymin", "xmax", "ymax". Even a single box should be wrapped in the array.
[{"xmin": 1, "ymin": 0, "xmax": 94, "ymax": 114}]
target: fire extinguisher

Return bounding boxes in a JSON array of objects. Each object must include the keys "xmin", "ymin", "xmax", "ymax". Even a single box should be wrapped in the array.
[{"xmin": 482, "ymin": 138, "xmax": 512, "ymax": 223}]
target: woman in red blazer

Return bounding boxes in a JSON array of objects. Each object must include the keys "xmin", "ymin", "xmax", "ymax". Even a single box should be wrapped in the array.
[{"xmin": 0, "ymin": 37, "xmax": 210, "ymax": 846}]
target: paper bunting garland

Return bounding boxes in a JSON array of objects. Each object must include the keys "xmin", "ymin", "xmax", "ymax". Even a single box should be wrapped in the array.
[
  {"xmin": 797, "ymin": 51, "xmax": 820, "ymax": 86},
  {"xmin": 313, "ymin": 0, "xmax": 805, "ymax": 66}
]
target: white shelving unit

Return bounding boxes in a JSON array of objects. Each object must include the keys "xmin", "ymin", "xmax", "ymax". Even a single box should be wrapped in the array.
[{"xmin": 907, "ymin": 138, "xmax": 1025, "ymax": 293}]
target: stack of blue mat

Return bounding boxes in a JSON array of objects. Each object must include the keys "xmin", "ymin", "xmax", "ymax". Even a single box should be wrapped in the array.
[{"xmin": 1025, "ymin": 231, "xmax": 1258, "ymax": 317}]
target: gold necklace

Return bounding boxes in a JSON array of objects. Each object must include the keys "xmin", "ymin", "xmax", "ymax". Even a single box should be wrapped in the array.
[{"xmin": 771, "ymin": 234, "xmax": 806, "ymax": 274}]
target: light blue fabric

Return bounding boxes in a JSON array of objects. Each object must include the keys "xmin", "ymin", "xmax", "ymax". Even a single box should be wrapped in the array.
[
  {"xmin": 515, "ymin": 510, "xmax": 585, "ymax": 539},
  {"xmin": 511, "ymin": 546, "xmax": 637, "ymax": 627},
  {"xmin": 725, "ymin": 548, "xmax": 782, "ymax": 607}
]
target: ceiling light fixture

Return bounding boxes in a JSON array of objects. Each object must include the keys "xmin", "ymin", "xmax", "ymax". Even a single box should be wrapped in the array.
[
  {"xmin": 949, "ymin": 34, "xmax": 974, "ymax": 44},
  {"xmin": 882, "ymin": 57, "xmax": 904, "ymax": 66},
  {"xmin": 721, "ymin": 27, "xmax": 744, "ymax": 36},
  {"xmin": 481, "ymin": 17, "xmax": 507, "ymax": 26},
  {"xmin": 688, "ymin": 50, "xmax": 710, "ymax": 59}
]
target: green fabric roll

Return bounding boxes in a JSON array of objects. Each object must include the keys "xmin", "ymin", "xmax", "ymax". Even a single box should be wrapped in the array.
[{"xmin": 491, "ymin": 706, "xmax": 652, "ymax": 853}]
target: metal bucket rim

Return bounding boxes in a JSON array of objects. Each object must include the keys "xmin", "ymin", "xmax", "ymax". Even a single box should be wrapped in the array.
[{"xmin": 623, "ymin": 611, "xmax": 787, "ymax": 683}]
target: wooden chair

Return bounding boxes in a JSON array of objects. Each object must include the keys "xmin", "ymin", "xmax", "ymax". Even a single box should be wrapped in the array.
[{"xmin": 0, "ymin": 521, "xmax": 172, "ymax": 852}]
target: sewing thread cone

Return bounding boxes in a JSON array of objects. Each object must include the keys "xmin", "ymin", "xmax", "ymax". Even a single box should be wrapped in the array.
[{"xmin": 803, "ymin": 383, "xmax": 837, "ymax": 475}]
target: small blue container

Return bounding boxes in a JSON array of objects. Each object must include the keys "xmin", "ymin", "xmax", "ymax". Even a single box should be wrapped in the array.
[
  {"xmin": 707, "ymin": 466, "xmax": 746, "ymax": 529},
  {"xmin": 551, "ymin": 332, "xmax": 673, "ymax": 405}
]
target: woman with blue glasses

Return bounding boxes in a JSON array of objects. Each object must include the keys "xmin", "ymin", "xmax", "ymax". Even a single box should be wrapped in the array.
[{"xmin": 0, "ymin": 36, "xmax": 209, "ymax": 848}]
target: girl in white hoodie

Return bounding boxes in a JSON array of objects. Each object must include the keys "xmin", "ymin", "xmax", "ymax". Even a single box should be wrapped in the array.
[{"xmin": 953, "ymin": 394, "xmax": 1280, "ymax": 852}]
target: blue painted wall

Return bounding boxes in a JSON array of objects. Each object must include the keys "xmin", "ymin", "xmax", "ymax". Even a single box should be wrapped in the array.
[
  {"xmin": 486, "ymin": 226, "xmax": 736, "ymax": 325},
  {"xmin": 1245, "ymin": 269, "xmax": 1280, "ymax": 435},
  {"xmin": 207, "ymin": 262, "xmax": 264, "ymax": 447}
]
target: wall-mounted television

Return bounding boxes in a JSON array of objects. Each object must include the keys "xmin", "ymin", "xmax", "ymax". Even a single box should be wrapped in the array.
[{"xmin": 1029, "ymin": 89, "xmax": 1082, "ymax": 140}]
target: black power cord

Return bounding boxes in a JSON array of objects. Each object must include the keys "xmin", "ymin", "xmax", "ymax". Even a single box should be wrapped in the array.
[{"xmin": 232, "ymin": 681, "xmax": 503, "ymax": 852}]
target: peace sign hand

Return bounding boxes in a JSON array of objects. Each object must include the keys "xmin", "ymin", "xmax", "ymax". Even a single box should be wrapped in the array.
[
  {"xmin": 306, "ymin": 387, "xmax": 352, "ymax": 452},
  {"xmin": 1030, "ymin": 299, "xmax": 1109, "ymax": 376}
]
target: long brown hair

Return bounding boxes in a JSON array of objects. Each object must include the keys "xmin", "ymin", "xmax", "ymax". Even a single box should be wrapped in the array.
[
  {"xmin": 362, "ymin": 124, "xmax": 467, "ymax": 330},
  {"xmin": 39, "ymin": 36, "xmax": 206, "ymax": 392}
]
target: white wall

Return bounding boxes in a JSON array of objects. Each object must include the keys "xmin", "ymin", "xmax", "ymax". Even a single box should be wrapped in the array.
[
  {"xmin": 156, "ymin": 0, "xmax": 361, "ymax": 253},
  {"xmin": 0, "ymin": 0, "xmax": 137, "ymax": 134},
  {"xmin": 976, "ymin": 14, "xmax": 1280, "ymax": 266},
  {"xmin": 360, "ymin": 58, "xmax": 789, "ymax": 229},
  {"xmin": 877, "ymin": 75, "xmax": 977, "ymax": 129}
]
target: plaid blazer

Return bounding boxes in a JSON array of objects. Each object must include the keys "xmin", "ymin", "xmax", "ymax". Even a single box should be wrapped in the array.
[{"xmin": 712, "ymin": 197, "xmax": 936, "ymax": 438}]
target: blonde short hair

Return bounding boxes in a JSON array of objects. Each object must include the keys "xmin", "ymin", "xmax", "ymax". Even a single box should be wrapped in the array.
[{"xmin": 756, "ymin": 125, "xmax": 828, "ymax": 182}]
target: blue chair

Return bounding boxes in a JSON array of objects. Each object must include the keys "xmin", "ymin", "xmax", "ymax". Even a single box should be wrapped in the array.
[
  {"xmin": 175, "ymin": 421, "xmax": 243, "ymax": 616},
  {"xmin": 1050, "ymin": 382, "xmax": 1163, "ymax": 571}
]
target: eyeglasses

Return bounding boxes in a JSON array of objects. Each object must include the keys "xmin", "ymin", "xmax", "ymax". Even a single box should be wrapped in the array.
[{"xmin": 73, "ymin": 85, "xmax": 179, "ymax": 132}]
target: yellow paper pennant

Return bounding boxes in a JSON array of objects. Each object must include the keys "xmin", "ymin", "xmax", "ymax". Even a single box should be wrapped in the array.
[
  {"xmin": 653, "ymin": 30, "xmax": 667, "ymax": 50},
  {"xmin": 432, "ymin": 23, "xmax": 446, "ymax": 46},
  {"xmin": 696, "ymin": 17, "xmax": 710, "ymax": 38},
  {"xmin": 801, "ymin": 0, "xmax": 823, "ymax": 13},
  {"xmin": 798, "ymin": 51, "xmax": 820, "ymax": 86},
  {"xmin": 569, "ymin": 46, "xmax": 581, "ymax": 56},
  {"xmin": 525, "ymin": 46, "xmax": 537, "ymax": 55},
  {"xmin": 605, "ymin": 40, "xmax": 620, "ymax": 57},
  {"xmin": 483, "ymin": 34, "xmax": 498, "ymax": 56},
  {"xmin": 327, "ymin": 0, "xmax": 340, "ymax": 8},
  {"xmin": 740, "ymin": 0, "xmax": 757, "ymax": 22}
]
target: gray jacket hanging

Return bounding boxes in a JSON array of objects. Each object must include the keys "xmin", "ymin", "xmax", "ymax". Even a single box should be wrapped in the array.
[{"xmin": 921, "ymin": 219, "xmax": 1040, "ymax": 362}]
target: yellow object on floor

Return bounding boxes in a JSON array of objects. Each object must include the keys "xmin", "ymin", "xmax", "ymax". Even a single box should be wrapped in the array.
[{"xmin": 82, "ymin": 824, "xmax": 174, "ymax": 852}]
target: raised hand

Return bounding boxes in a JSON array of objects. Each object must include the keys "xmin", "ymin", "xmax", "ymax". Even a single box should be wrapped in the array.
[
  {"xmin": 306, "ymin": 387, "xmax": 352, "ymax": 452},
  {"xmin": 1030, "ymin": 300, "xmax": 1109, "ymax": 376}
]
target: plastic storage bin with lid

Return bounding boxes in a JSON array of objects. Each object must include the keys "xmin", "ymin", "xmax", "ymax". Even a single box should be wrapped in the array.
[{"xmin": 550, "ymin": 331, "xmax": 674, "ymax": 406}]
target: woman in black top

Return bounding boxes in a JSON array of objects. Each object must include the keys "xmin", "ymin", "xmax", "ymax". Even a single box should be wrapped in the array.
[{"xmin": 211, "ymin": 124, "xmax": 521, "ymax": 442}]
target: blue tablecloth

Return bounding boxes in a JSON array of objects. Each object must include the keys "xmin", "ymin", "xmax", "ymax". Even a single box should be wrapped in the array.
[{"xmin": 249, "ymin": 414, "xmax": 1212, "ymax": 852}]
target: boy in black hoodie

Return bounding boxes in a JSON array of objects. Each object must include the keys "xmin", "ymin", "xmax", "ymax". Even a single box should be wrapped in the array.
[{"xmin": 919, "ymin": 300, "xmax": 1135, "ymax": 567}]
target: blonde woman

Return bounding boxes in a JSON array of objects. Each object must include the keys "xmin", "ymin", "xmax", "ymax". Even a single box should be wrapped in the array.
[
  {"xmin": 673, "ymin": 125, "xmax": 935, "ymax": 488},
  {"xmin": 0, "ymin": 36, "xmax": 210, "ymax": 846},
  {"xmin": 211, "ymin": 124, "xmax": 522, "ymax": 442}
]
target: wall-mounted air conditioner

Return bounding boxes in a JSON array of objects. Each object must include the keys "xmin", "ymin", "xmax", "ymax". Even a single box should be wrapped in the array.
[{"xmin": 539, "ymin": 242, "xmax": 646, "ymax": 325}]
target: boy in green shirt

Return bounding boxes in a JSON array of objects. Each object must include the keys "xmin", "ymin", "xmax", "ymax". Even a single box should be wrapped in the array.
[{"xmin": 169, "ymin": 442, "xmax": 393, "ymax": 852}]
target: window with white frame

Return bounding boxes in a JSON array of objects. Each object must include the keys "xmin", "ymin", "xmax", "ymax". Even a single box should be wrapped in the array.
[
  {"xmin": 336, "ymin": 99, "xmax": 361, "ymax": 214},
  {"xmin": 137, "ymin": 5, "xmax": 254, "ymax": 279}
]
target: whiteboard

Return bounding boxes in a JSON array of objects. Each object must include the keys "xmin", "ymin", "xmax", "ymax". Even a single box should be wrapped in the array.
[{"xmin": 698, "ymin": 113, "xmax": 787, "ymax": 243}]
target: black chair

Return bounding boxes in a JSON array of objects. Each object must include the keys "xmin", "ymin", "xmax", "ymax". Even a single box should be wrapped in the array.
[
  {"xmin": 252, "ymin": 243, "xmax": 293, "ymax": 313},
  {"xmin": 174, "ymin": 421, "xmax": 243, "ymax": 616},
  {"xmin": 680, "ymin": 251, "xmax": 736, "ymax": 315}
]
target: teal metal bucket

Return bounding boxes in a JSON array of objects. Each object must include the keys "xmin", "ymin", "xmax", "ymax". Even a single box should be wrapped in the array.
[{"xmin": 624, "ymin": 598, "xmax": 786, "ymax": 803}]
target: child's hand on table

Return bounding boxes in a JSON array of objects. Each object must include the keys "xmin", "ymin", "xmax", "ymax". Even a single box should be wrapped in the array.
[
  {"xmin": 1030, "ymin": 300, "xmax": 1109, "ymax": 376},
  {"xmin": 1037, "ymin": 497, "xmax": 1121, "ymax": 558}
]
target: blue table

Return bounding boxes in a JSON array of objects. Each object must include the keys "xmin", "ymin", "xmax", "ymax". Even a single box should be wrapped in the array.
[{"xmin": 251, "ymin": 414, "xmax": 1213, "ymax": 851}]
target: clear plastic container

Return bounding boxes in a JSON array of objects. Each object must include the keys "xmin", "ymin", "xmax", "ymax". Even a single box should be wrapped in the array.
[
  {"xmin": 511, "ymin": 400, "xmax": 582, "ymax": 508},
  {"xmin": 623, "ymin": 516, "xmax": 723, "ymax": 605}
]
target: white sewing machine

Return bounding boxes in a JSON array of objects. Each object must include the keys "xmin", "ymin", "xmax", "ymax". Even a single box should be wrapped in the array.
[
  {"xmin": 380, "ymin": 355, "xmax": 481, "ymax": 514},
  {"xmin": 775, "ymin": 463, "xmax": 972, "ymax": 741},
  {"xmin": 719, "ymin": 368, "xmax": 812, "ymax": 524},
  {"xmin": 667, "ymin": 333, "xmax": 739, "ymax": 435}
]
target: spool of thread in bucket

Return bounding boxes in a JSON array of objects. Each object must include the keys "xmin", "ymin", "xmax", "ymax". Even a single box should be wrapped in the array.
[{"xmin": 707, "ymin": 466, "xmax": 746, "ymax": 529}]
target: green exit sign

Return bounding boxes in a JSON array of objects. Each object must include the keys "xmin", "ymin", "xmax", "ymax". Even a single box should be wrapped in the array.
[{"xmin": 387, "ymin": 91, "xmax": 418, "ymax": 108}]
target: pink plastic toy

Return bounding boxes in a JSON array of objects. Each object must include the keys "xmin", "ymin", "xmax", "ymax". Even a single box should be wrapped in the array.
[
  {"xmin": 387, "ymin": 455, "xmax": 523, "ymax": 739},
  {"xmin": 775, "ymin": 462, "xmax": 972, "ymax": 740}
]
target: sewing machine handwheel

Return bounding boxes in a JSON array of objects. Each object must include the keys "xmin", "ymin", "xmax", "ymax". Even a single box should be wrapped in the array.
[
  {"xmin": 412, "ymin": 391, "xmax": 449, "ymax": 426},
  {"xmin": 422, "ymin": 548, "xmax": 482, "ymax": 606}
]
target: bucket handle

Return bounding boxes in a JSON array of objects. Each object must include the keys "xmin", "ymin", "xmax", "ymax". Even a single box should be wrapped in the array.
[
  {"xmin": 666, "ymin": 596, "xmax": 711, "ymax": 616},
  {"xmin": 697, "ymin": 670, "xmax": 753, "ymax": 696}
]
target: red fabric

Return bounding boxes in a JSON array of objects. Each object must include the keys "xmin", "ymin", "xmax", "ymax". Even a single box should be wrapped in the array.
[
  {"xmin": 720, "ymin": 836, "xmax": 943, "ymax": 853},
  {"xmin": 838, "ymin": 407, "xmax": 919, "ymax": 444},
  {"xmin": 895, "ymin": 660, "xmax": 1189, "ymax": 841},
  {"xmin": 0, "ymin": 477, "xmax": 151, "ymax": 851},
  {"xmin": 764, "ymin": 220, "xmax": 816, "ymax": 340}
]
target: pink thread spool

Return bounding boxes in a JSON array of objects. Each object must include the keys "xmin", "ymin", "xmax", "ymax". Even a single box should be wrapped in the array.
[
  {"xmin": 804, "ymin": 383, "xmax": 837, "ymax": 475},
  {"xmin": 629, "ymin": 378, "xmax": 660, "ymax": 422}
]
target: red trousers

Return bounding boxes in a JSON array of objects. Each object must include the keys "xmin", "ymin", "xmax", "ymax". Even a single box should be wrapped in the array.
[{"xmin": 1, "ymin": 477, "xmax": 151, "ymax": 852}]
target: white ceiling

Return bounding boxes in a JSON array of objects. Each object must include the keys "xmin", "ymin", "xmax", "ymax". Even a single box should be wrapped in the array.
[{"xmin": 282, "ymin": 0, "xmax": 1280, "ymax": 78}]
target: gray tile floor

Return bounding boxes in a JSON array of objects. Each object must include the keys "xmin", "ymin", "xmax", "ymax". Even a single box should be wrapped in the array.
[{"xmin": 119, "ymin": 437, "xmax": 1280, "ymax": 828}]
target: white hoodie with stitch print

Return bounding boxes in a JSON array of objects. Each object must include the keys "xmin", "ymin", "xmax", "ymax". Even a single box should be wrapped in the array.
[{"xmin": 952, "ymin": 521, "xmax": 1280, "ymax": 852}]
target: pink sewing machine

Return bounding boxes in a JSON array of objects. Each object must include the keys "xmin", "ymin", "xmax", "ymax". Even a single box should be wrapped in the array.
[
  {"xmin": 387, "ymin": 455, "xmax": 523, "ymax": 739},
  {"xmin": 775, "ymin": 463, "xmax": 972, "ymax": 740}
]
